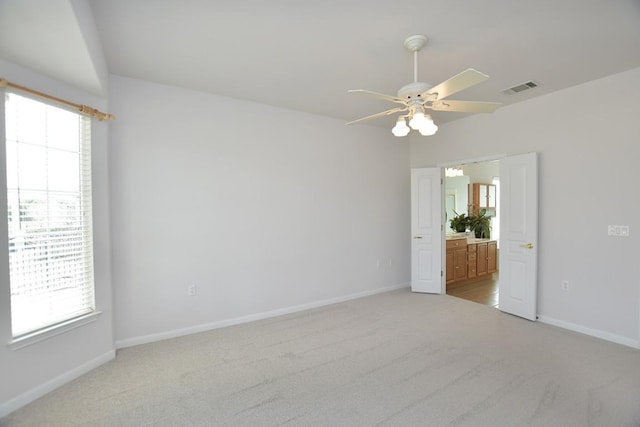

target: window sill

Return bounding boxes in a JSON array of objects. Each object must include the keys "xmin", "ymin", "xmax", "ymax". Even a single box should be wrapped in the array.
[{"xmin": 8, "ymin": 311, "xmax": 102, "ymax": 350}]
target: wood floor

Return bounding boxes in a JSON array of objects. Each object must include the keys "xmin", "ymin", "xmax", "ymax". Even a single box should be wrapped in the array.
[{"xmin": 446, "ymin": 273, "xmax": 499, "ymax": 308}]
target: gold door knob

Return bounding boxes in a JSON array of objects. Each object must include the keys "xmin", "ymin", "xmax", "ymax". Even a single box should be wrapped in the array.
[{"xmin": 520, "ymin": 243, "xmax": 534, "ymax": 249}]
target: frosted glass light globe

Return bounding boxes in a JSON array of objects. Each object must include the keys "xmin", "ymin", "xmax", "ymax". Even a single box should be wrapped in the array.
[
  {"xmin": 409, "ymin": 112, "xmax": 427, "ymax": 130},
  {"xmin": 392, "ymin": 118, "xmax": 410, "ymax": 137}
]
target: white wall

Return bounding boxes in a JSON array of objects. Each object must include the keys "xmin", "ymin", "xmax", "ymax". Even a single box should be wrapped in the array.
[
  {"xmin": 0, "ymin": 59, "xmax": 114, "ymax": 416},
  {"xmin": 411, "ymin": 67, "xmax": 640, "ymax": 346},
  {"xmin": 109, "ymin": 76, "xmax": 411, "ymax": 346},
  {"xmin": 462, "ymin": 161, "xmax": 499, "ymax": 184}
]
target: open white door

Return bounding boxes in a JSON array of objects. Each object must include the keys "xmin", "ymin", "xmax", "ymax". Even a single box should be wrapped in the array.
[
  {"xmin": 499, "ymin": 153, "xmax": 538, "ymax": 320},
  {"xmin": 411, "ymin": 168, "xmax": 443, "ymax": 293}
]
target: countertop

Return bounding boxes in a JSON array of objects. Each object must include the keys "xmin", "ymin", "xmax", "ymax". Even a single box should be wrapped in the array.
[{"xmin": 446, "ymin": 234, "xmax": 494, "ymax": 244}]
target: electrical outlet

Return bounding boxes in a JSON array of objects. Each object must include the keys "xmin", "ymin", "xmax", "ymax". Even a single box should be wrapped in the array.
[
  {"xmin": 561, "ymin": 280, "xmax": 569, "ymax": 292},
  {"xmin": 188, "ymin": 284, "xmax": 197, "ymax": 297},
  {"xmin": 376, "ymin": 259, "xmax": 381, "ymax": 269}
]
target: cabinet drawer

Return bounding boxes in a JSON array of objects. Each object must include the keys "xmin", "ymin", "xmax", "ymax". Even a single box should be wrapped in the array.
[
  {"xmin": 446, "ymin": 239, "xmax": 467, "ymax": 249},
  {"xmin": 467, "ymin": 253, "xmax": 477, "ymax": 262},
  {"xmin": 467, "ymin": 244, "xmax": 477, "ymax": 252}
]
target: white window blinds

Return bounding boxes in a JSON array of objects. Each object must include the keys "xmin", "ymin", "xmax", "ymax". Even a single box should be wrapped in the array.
[{"xmin": 5, "ymin": 92, "xmax": 95, "ymax": 338}]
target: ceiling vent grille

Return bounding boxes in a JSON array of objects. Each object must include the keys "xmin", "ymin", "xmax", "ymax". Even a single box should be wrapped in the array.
[{"xmin": 502, "ymin": 81, "xmax": 539, "ymax": 95}]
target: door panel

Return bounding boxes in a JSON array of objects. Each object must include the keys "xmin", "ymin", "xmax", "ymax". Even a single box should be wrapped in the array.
[
  {"xmin": 498, "ymin": 153, "xmax": 538, "ymax": 320},
  {"xmin": 411, "ymin": 168, "xmax": 443, "ymax": 293}
]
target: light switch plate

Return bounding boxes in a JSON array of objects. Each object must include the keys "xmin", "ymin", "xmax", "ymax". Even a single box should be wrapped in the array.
[{"xmin": 608, "ymin": 225, "xmax": 630, "ymax": 237}]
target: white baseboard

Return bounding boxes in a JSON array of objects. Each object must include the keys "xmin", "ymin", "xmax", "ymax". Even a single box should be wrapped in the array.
[
  {"xmin": 0, "ymin": 350, "xmax": 116, "ymax": 418},
  {"xmin": 116, "ymin": 283, "xmax": 410, "ymax": 349},
  {"xmin": 538, "ymin": 315, "xmax": 639, "ymax": 349}
]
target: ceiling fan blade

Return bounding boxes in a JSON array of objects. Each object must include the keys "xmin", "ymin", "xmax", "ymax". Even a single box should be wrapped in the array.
[
  {"xmin": 345, "ymin": 107, "xmax": 408, "ymax": 125},
  {"xmin": 421, "ymin": 68, "xmax": 490, "ymax": 101},
  {"xmin": 348, "ymin": 89, "xmax": 406, "ymax": 105},
  {"xmin": 430, "ymin": 100, "xmax": 501, "ymax": 113}
]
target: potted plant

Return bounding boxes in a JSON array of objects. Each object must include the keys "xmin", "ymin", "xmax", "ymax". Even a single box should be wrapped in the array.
[
  {"xmin": 449, "ymin": 210, "xmax": 470, "ymax": 233},
  {"xmin": 469, "ymin": 208, "xmax": 491, "ymax": 238}
]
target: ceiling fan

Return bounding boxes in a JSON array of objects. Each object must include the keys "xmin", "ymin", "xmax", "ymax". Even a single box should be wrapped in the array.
[{"xmin": 346, "ymin": 35, "xmax": 501, "ymax": 137}]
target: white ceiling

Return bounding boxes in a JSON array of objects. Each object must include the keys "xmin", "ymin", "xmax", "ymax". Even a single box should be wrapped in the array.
[
  {"xmin": 2, "ymin": 0, "xmax": 640, "ymax": 128},
  {"xmin": 0, "ymin": 0, "xmax": 106, "ymax": 95}
]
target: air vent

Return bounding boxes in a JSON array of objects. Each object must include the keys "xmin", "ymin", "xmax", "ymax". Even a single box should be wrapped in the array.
[{"xmin": 502, "ymin": 80, "xmax": 539, "ymax": 95}]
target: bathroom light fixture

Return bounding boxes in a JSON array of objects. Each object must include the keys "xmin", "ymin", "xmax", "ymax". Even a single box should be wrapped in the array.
[{"xmin": 445, "ymin": 167, "xmax": 464, "ymax": 177}]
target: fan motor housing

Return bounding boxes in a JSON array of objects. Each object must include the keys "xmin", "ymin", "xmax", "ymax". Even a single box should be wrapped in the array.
[{"xmin": 397, "ymin": 81, "xmax": 433, "ymax": 101}]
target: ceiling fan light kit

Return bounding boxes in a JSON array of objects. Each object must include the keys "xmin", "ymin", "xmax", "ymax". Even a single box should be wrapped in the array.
[
  {"xmin": 391, "ymin": 117, "xmax": 411, "ymax": 137},
  {"xmin": 347, "ymin": 34, "xmax": 501, "ymax": 138}
]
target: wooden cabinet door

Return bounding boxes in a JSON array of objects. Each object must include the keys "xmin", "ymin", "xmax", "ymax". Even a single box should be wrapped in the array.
[
  {"xmin": 470, "ymin": 183, "xmax": 479, "ymax": 214},
  {"xmin": 454, "ymin": 247, "xmax": 467, "ymax": 281},
  {"xmin": 446, "ymin": 249, "xmax": 454, "ymax": 283},
  {"xmin": 471, "ymin": 183, "xmax": 497, "ymax": 215},
  {"xmin": 477, "ymin": 242, "xmax": 488, "ymax": 276},
  {"xmin": 487, "ymin": 241, "xmax": 497, "ymax": 273}
]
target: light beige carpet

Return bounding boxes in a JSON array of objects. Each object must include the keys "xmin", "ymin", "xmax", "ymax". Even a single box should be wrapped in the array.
[{"xmin": 2, "ymin": 289, "xmax": 640, "ymax": 426}]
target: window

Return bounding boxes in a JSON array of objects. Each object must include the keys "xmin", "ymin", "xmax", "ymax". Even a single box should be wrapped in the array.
[{"xmin": 4, "ymin": 92, "xmax": 95, "ymax": 339}]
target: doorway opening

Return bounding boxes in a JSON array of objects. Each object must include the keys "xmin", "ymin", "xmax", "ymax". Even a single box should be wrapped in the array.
[
  {"xmin": 447, "ymin": 272, "xmax": 499, "ymax": 307},
  {"xmin": 444, "ymin": 160, "xmax": 500, "ymax": 308}
]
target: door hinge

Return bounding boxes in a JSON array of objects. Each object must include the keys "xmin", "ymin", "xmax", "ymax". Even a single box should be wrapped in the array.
[{"xmin": 441, "ymin": 270, "xmax": 443, "ymax": 277}]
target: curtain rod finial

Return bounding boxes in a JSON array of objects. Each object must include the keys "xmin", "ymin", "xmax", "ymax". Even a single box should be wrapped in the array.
[{"xmin": 79, "ymin": 105, "xmax": 115, "ymax": 121}]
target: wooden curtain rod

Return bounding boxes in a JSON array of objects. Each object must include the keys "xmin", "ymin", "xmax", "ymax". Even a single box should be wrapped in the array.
[{"xmin": 0, "ymin": 78, "xmax": 114, "ymax": 121}]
